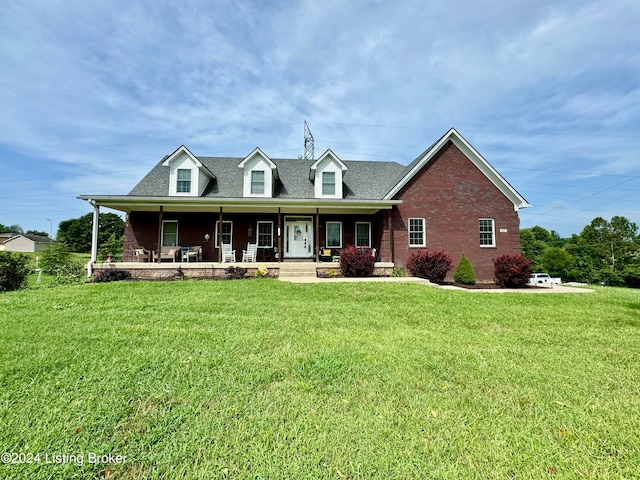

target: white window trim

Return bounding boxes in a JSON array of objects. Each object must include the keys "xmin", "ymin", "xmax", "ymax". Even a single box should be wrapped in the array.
[
  {"xmin": 251, "ymin": 170, "xmax": 265, "ymax": 195},
  {"xmin": 326, "ymin": 221, "xmax": 343, "ymax": 248},
  {"xmin": 215, "ymin": 221, "xmax": 233, "ymax": 248},
  {"xmin": 355, "ymin": 222, "xmax": 371, "ymax": 248},
  {"xmin": 169, "ymin": 166, "xmax": 197, "ymax": 196},
  {"xmin": 408, "ymin": 218, "xmax": 426, "ymax": 247},
  {"xmin": 161, "ymin": 220, "xmax": 179, "ymax": 247},
  {"xmin": 479, "ymin": 218, "xmax": 496, "ymax": 248},
  {"xmin": 256, "ymin": 221, "xmax": 274, "ymax": 248},
  {"xmin": 176, "ymin": 168, "xmax": 192, "ymax": 193},
  {"xmin": 322, "ymin": 171, "xmax": 336, "ymax": 196}
]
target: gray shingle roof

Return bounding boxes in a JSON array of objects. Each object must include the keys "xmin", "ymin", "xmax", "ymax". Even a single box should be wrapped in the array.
[{"xmin": 128, "ymin": 155, "xmax": 407, "ymax": 200}]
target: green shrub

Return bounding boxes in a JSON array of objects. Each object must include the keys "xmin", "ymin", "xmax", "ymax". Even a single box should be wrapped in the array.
[
  {"xmin": 454, "ymin": 254, "xmax": 476, "ymax": 285},
  {"xmin": 98, "ymin": 232, "xmax": 124, "ymax": 261},
  {"xmin": 406, "ymin": 250, "xmax": 453, "ymax": 283},
  {"xmin": 339, "ymin": 246, "xmax": 375, "ymax": 277},
  {"xmin": 39, "ymin": 243, "xmax": 72, "ymax": 275},
  {"xmin": 49, "ymin": 262, "xmax": 85, "ymax": 286},
  {"xmin": 391, "ymin": 267, "xmax": 406, "ymax": 277},
  {"xmin": 0, "ymin": 252, "xmax": 30, "ymax": 292}
]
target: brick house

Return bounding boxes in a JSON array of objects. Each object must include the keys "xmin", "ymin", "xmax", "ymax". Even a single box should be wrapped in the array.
[{"xmin": 79, "ymin": 128, "xmax": 530, "ymax": 281}]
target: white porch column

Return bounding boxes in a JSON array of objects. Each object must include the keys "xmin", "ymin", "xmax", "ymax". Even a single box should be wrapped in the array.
[{"xmin": 87, "ymin": 201, "xmax": 100, "ymax": 277}]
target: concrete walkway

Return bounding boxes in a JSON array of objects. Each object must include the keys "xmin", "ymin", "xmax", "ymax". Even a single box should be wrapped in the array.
[
  {"xmin": 438, "ymin": 284, "xmax": 595, "ymax": 293},
  {"xmin": 279, "ymin": 276, "xmax": 433, "ymax": 285},
  {"xmin": 279, "ymin": 275, "xmax": 595, "ymax": 293}
]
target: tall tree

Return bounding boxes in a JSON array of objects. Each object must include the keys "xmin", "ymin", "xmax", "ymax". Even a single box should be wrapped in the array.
[
  {"xmin": 57, "ymin": 213, "xmax": 124, "ymax": 253},
  {"xmin": 0, "ymin": 223, "xmax": 23, "ymax": 234},
  {"xmin": 25, "ymin": 230, "xmax": 50, "ymax": 237},
  {"xmin": 520, "ymin": 226, "xmax": 559, "ymax": 271},
  {"xmin": 566, "ymin": 216, "xmax": 639, "ymax": 285}
]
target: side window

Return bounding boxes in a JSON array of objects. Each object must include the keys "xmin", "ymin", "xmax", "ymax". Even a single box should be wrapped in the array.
[
  {"xmin": 479, "ymin": 218, "xmax": 495, "ymax": 247},
  {"xmin": 408, "ymin": 218, "xmax": 425, "ymax": 247}
]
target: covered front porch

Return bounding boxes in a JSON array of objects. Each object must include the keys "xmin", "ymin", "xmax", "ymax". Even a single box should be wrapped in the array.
[{"xmin": 79, "ymin": 195, "xmax": 401, "ymax": 276}]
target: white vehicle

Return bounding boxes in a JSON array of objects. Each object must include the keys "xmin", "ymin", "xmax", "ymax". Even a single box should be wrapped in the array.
[{"xmin": 528, "ymin": 273, "xmax": 562, "ymax": 286}]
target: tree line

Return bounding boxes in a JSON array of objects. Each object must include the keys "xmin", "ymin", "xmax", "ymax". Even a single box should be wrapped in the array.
[{"xmin": 521, "ymin": 216, "xmax": 640, "ymax": 287}]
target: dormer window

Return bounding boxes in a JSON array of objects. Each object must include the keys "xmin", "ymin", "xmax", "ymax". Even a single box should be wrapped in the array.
[
  {"xmin": 239, "ymin": 148, "xmax": 279, "ymax": 198},
  {"xmin": 162, "ymin": 145, "xmax": 215, "ymax": 197},
  {"xmin": 176, "ymin": 169, "xmax": 191, "ymax": 193},
  {"xmin": 251, "ymin": 170, "xmax": 265, "ymax": 195},
  {"xmin": 310, "ymin": 149, "xmax": 348, "ymax": 199},
  {"xmin": 322, "ymin": 172, "xmax": 335, "ymax": 195}
]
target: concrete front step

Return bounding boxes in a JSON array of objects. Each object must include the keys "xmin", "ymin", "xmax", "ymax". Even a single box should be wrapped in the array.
[{"xmin": 278, "ymin": 262, "xmax": 318, "ymax": 278}]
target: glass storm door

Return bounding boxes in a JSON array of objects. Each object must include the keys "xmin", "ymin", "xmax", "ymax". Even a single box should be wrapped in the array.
[{"xmin": 284, "ymin": 218, "xmax": 314, "ymax": 258}]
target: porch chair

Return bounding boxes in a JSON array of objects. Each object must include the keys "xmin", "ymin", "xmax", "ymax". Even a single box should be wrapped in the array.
[
  {"xmin": 221, "ymin": 243, "xmax": 236, "ymax": 263},
  {"xmin": 132, "ymin": 247, "xmax": 151, "ymax": 262},
  {"xmin": 160, "ymin": 246, "xmax": 180, "ymax": 262},
  {"xmin": 242, "ymin": 242, "xmax": 258, "ymax": 262},
  {"xmin": 319, "ymin": 248, "xmax": 333, "ymax": 262},
  {"xmin": 182, "ymin": 245, "xmax": 202, "ymax": 262}
]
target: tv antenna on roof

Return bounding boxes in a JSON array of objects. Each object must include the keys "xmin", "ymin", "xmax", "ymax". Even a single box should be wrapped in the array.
[{"xmin": 303, "ymin": 121, "xmax": 314, "ymax": 160}]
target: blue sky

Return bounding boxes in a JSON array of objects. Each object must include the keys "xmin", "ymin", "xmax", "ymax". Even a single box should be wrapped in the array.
[{"xmin": 1, "ymin": 0, "xmax": 638, "ymax": 238}]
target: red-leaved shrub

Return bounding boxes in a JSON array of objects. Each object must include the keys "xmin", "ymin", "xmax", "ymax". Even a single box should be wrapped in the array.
[
  {"xmin": 493, "ymin": 254, "xmax": 532, "ymax": 287},
  {"xmin": 340, "ymin": 246, "xmax": 375, "ymax": 277},
  {"xmin": 406, "ymin": 250, "xmax": 453, "ymax": 283}
]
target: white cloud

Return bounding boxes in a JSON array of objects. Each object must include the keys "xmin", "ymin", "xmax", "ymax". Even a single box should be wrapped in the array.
[{"xmin": 0, "ymin": 0, "xmax": 638, "ymax": 236}]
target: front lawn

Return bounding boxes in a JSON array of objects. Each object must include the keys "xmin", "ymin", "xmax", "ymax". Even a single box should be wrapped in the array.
[{"xmin": 0, "ymin": 281, "xmax": 638, "ymax": 478}]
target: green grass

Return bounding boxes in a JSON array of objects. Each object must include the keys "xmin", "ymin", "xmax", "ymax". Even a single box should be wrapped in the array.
[{"xmin": 1, "ymin": 280, "xmax": 639, "ymax": 479}]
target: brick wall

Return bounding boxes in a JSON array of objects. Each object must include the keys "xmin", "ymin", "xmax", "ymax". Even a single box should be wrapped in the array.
[{"xmin": 392, "ymin": 141, "xmax": 522, "ymax": 282}]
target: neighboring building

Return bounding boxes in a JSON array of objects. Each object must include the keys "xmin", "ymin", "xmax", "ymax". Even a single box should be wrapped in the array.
[
  {"xmin": 0, "ymin": 233, "xmax": 14, "ymax": 250},
  {"xmin": 79, "ymin": 128, "xmax": 530, "ymax": 281},
  {"xmin": 2, "ymin": 234, "xmax": 53, "ymax": 252}
]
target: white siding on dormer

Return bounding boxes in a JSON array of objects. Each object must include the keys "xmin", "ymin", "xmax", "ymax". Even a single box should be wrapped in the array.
[
  {"xmin": 242, "ymin": 154, "xmax": 273, "ymax": 197},
  {"xmin": 197, "ymin": 168, "xmax": 209, "ymax": 196},
  {"xmin": 168, "ymin": 153, "xmax": 198, "ymax": 196},
  {"xmin": 313, "ymin": 157, "xmax": 343, "ymax": 199},
  {"xmin": 162, "ymin": 146, "xmax": 213, "ymax": 197}
]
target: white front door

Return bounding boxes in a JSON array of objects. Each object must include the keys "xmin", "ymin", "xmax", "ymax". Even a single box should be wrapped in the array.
[{"xmin": 284, "ymin": 218, "xmax": 314, "ymax": 258}]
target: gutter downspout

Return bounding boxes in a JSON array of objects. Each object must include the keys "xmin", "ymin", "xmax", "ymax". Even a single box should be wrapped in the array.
[{"xmin": 87, "ymin": 201, "xmax": 99, "ymax": 277}]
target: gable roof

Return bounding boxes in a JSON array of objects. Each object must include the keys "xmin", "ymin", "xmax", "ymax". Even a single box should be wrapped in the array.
[
  {"xmin": 161, "ymin": 145, "xmax": 216, "ymax": 179},
  {"xmin": 238, "ymin": 147, "xmax": 279, "ymax": 171},
  {"xmin": 309, "ymin": 149, "xmax": 348, "ymax": 181},
  {"xmin": 3, "ymin": 234, "xmax": 53, "ymax": 245},
  {"xmin": 383, "ymin": 128, "xmax": 531, "ymax": 210}
]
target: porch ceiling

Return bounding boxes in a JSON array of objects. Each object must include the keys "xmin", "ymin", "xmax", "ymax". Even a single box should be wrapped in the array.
[{"xmin": 77, "ymin": 195, "xmax": 401, "ymax": 215}]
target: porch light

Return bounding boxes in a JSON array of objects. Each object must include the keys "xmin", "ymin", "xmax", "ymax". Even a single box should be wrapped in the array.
[{"xmin": 204, "ymin": 233, "xmax": 210, "ymax": 242}]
